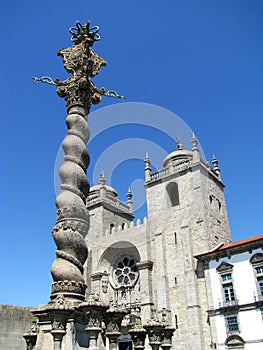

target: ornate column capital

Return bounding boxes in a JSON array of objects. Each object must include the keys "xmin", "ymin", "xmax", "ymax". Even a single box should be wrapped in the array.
[
  {"xmin": 56, "ymin": 21, "xmax": 106, "ymax": 112},
  {"xmin": 144, "ymin": 321, "xmax": 165, "ymax": 350}
]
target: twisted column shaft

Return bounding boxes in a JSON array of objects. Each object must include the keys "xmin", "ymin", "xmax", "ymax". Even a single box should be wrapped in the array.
[{"xmin": 50, "ymin": 105, "xmax": 90, "ymax": 300}]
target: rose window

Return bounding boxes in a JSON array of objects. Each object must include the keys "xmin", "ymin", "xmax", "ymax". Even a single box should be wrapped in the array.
[{"xmin": 113, "ymin": 257, "xmax": 138, "ymax": 287}]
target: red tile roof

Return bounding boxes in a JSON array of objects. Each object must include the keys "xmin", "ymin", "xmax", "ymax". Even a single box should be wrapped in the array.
[
  {"xmin": 217, "ymin": 234, "xmax": 263, "ymax": 251},
  {"xmin": 195, "ymin": 234, "xmax": 263, "ymax": 258}
]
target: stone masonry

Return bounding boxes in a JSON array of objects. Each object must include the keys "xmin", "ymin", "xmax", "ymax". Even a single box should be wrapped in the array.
[{"xmin": 85, "ymin": 137, "xmax": 231, "ymax": 350}]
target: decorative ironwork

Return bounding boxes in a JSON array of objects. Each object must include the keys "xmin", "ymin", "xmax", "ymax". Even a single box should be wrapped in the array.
[
  {"xmin": 32, "ymin": 76, "xmax": 57, "ymax": 85},
  {"xmin": 103, "ymin": 90, "xmax": 125, "ymax": 102},
  {"xmin": 69, "ymin": 20, "xmax": 101, "ymax": 44}
]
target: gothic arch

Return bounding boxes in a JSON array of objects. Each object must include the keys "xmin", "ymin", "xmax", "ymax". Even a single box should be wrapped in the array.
[{"xmin": 166, "ymin": 181, "xmax": 179, "ymax": 207}]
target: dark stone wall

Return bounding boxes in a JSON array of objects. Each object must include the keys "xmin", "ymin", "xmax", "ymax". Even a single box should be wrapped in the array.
[{"xmin": 0, "ymin": 305, "xmax": 35, "ymax": 350}]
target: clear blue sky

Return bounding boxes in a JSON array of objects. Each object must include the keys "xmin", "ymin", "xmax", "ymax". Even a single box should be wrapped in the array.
[{"xmin": 1, "ymin": 0, "xmax": 262, "ymax": 307}]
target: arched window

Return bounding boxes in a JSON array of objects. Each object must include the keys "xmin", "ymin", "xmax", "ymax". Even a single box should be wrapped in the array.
[
  {"xmin": 110, "ymin": 223, "xmax": 115, "ymax": 234},
  {"xmin": 166, "ymin": 182, "xmax": 179, "ymax": 207}
]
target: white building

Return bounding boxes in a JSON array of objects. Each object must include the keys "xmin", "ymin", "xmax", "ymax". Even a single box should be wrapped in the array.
[{"xmin": 196, "ymin": 235, "xmax": 263, "ymax": 349}]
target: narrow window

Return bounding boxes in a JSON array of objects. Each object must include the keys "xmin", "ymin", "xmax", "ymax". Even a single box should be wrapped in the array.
[
  {"xmin": 110, "ymin": 223, "xmax": 115, "ymax": 234},
  {"xmin": 174, "ymin": 232, "xmax": 177, "ymax": 244},
  {"xmin": 174, "ymin": 314, "xmax": 178, "ymax": 329},
  {"xmin": 166, "ymin": 182, "xmax": 179, "ymax": 207}
]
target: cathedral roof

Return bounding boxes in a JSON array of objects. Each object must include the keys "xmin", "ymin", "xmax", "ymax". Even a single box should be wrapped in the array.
[
  {"xmin": 162, "ymin": 149, "xmax": 193, "ymax": 168},
  {"xmin": 162, "ymin": 139, "xmax": 193, "ymax": 168},
  {"xmin": 89, "ymin": 184, "xmax": 118, "ymax": 197},
  {"xmin": 89, "ymin": 172, "xmax": 118, "ymax": 197}
]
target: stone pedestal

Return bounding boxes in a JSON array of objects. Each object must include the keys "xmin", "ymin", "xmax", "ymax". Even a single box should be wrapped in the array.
[
  {"xmin": 23, "ymin": 320, "xmax": 37, "ymax": 350},
  {"xmin": 129, "ymin": 328, "xmax": 147, "ymax": 350},
  {"xmin": 160, "ymin": 327, "xmax": 175, "ymax": 350},
  {"xmin": 105, "ymin": 308, "xmax": 128, "ymax": 350},
  {"xmin": 144, "ymin": 322, "xmax": 165, "ymax": 350},
  {"xmin": 79, "ymin": 298, "xmax": 109, "ymax": 350}
]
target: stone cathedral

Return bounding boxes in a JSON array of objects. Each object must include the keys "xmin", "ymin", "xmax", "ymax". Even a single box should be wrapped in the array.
[
  {"xmin": 85, "ymin": 139, "xmax": 231, "ymax": 350},
  {"xmin": 19, "ymin": 20, "xmax": 239, "ymax": 350}
]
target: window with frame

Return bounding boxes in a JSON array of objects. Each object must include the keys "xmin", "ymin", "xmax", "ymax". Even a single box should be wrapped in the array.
[
  {"xmin": 225, "ymin": 315, "xmax": 239, "ymax": 333},
  {"xmin": 257, "ymin": 276, "xmax": 263, "ymax": 296},
  {"xmin": 223, "ymin": 281, "xmax": 235, "ymax": 303},
  {"xmin": 250, "ymin": 253, "xmax": 263, "ymax": 300},
  {"xmin": 216, "ymin": 262, "xmax": 237, "ymax": 306}
]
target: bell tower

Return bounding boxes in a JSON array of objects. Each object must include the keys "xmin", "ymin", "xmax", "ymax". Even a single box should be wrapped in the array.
[
  {"xmin": 145, "ymin": 135, "xmax": 231, "ymax": 255},
  {"xmin": 141, "ymin": 135, "xmax": 231, "ymax": 349}
]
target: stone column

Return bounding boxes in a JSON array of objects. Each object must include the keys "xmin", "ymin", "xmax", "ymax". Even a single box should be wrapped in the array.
[
  {"xmin": 49, "ymin": 309, "xmax": 71, "ymax": 350},
  {"xmin": 136, "ymin": 260, "xmax": 154, "ymax": 320},
  {"xmin": 32, "ymin": 21, "xmax": 107, "ymax": 350},
  {"xmin": 129, "ymin": 308, "xmax": 147, "ymax": 350},
  {"xmin": 48, "ymin": 21, "xmax": 106, "ymax": 303},
  {"xmin": 105, "ymin": 308, "xmax": 128, "ymax": 350}
]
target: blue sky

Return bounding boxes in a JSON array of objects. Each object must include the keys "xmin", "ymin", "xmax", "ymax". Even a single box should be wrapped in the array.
[{"xmin": 1, "ymin": 0, "xmax": 262, "ymax": 307}]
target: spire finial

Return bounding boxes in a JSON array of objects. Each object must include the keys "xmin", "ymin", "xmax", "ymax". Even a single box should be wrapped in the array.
[
  {"xmin": 144, "ymin": 152, "xmax": 151, "ymax": 170},
  {"xmin": 126, "ymin": 186, "xmax": 133, "ymax": 212},
  {"xmin": 144, "ymin": 152, "xmax": 151, "ymax": 182},
  {"xmin": 191, "ymin": 132, "xmax": 199, "ymax": 151},
  {"xmin": 177, "ymin": 139, "xmax": 184, "ymax": 150},
  {"xmin": 99, "ymin": 171, "xmax": 106, "ymax": 185},
  {"xmin": 212, "ymin": 154, "xmax": 221, "ymax": 178},
  {"xmin": 127, "ymin": 187, "xmax": 133, "ymax": 201}
]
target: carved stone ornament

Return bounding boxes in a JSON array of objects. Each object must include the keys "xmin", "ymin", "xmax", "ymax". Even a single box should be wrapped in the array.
[
  {"xmin": 23, "ymin": 320, "xmax": 37, "ymax": 350},
  {"xmin": 129, "ymin": 308, "xmax": 147, "ymax": 350},
  {"xmin": 79, "ymin": 299, "xmax": 109, "ymax": 329},
  {"xmin": 55, "ymin": 21, "xmax": 106, "ymax": 110},
  {"xmin": 129, "ymin": 328, "xmax": 147, "ymax": 349},
  {"xmin": 216, "ymin": 261, "xmax": 233, "ymax": 273},
  {"xmin": 250, "ymin": 253, "xmax": 263, "ymax": 265},
  {"xmin": 161, "ymin": 327, "xmax": 175, "ymax": 346},
  {"xmin": 105, "ymin": 307, "xmax": 128, "ymax": 334},
  {"xmin": 144, "ymin": 321, "xmax": 165, "ymax": 350}
]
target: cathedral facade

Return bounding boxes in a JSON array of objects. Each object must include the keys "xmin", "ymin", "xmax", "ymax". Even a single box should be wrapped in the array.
[{"xmin": 85, "ymin": 135, "xmax": 231, "ymax": 350}]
